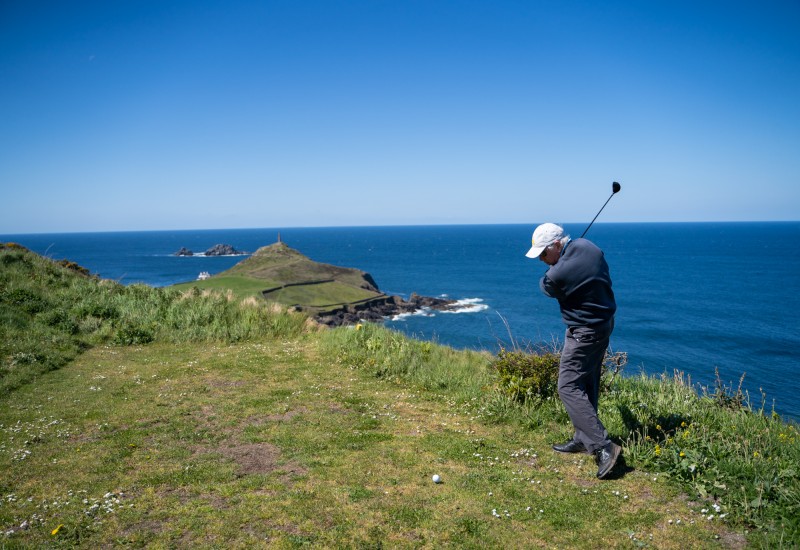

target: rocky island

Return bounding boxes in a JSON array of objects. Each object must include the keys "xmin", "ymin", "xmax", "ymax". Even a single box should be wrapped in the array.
[{"xmin": 173, "ymin": 244, "xmax": 248, "ymax": 256}]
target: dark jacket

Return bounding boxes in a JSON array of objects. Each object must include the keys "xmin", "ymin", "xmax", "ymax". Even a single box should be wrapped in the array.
[{"xmin": 540, "ymin": 238, "xmax": 616, "ymax": 327}]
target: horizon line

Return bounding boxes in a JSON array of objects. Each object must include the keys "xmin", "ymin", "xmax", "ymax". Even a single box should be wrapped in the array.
[{"xmin": 2, "ymin": 219, "xmax": 800, "ymax": 237}]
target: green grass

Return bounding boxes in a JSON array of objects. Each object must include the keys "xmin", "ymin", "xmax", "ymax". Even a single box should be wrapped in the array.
[
  {"xmin": 172, "ymin": 275, "xmax": 280, "ymax": 300},
  {"xmin": 0, "ymin": 244, "xmax": 309, "ymax": 394},
  {"xmin": 220, "ymin": 241, "xmax": 379, "ymax": 293},
  {"xmin": 2, "ymin": 241, "xmax": 798, "ymax": 547},
  {"xmin": 266, "ymin": 280, "xmax": 380, "ymax": 308},
  {"xmin": 1, "ymin": 340, "xmax": 735, "ymax": 548}
]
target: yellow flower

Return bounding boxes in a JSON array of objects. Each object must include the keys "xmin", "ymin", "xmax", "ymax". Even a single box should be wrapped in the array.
[
  {"xmin": 681, "ymin": 421, "xmax": 687, "ymax": 428},
  {"xmin": 656, "ymin": 425, "xmax": 662, "ymax": 431},
  {"xmin": 753, "ymin": 451, "xmax": 760, "ymax": 458},
  {"xmin": 355, "ymin": 324, "xmax": 363, "ymax": 331},
  {"xmin": 679, "ymin": 451, "xmax": 685, "ymax": 457},
  {"xmin": 51, "ymin": 524, "xmax": 64, "ymax": 536},
  {"xmin": 654, "ymin": 445, "xmax": 662, "ymax": 456}
]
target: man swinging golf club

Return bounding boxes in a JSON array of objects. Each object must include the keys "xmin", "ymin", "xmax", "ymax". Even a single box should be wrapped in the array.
[{"xmin": 526, "ymin": 184, "xmax": 621, "ymax": 479}]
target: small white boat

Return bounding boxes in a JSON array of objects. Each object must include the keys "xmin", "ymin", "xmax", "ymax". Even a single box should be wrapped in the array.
[{"xmin": 197, "ymin": 271, "xmax": 211, "ymax": 280}]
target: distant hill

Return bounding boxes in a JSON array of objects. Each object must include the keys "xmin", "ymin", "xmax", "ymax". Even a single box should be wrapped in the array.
[
  {"xmin": 173, "ymin": 241, "xmax": 456, "ymax": 325},
  {"xmin": 222, "ymin": 241, "xmax": 380, "ymax": 293}
]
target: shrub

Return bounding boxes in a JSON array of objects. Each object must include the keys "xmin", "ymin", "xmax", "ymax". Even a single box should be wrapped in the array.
[
  {"xmin": 56, "ymin": 259, "xmax": 92, "ymax": 277},
  {"xmin": 491, "ymin": 348, "xmax": 561, "ymax": 402},
  {"xmin": 0, "ymin": 287, "xmax": 50, "ymax": 314},
  {"xmin": 113, "ymin": 321, "xmax": 156, "ymax": 345},
  {"xmin": 38, "ymin": 308, "xmax": 79, "ymax": 334},
  {"xmin": 490, "ymin": 346, "xmax": 627, "ymax": 403}
]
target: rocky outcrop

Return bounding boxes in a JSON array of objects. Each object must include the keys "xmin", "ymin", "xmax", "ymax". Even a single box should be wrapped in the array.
[
  {"xmin": 313, "ymin": 292, "xmax": 459, "ymax": 327},
  {"xmin": 204, "ymin": 244, "xmax": 247, "ymax": 256},
  {"xmin": 175, "ymin": 244, "xmax": 247, "ymax": 256}
]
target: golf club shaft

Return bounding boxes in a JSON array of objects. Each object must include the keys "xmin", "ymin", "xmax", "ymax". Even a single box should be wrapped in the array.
[{"xmin": 580, "ymin": 182, "xmax": 621, "ymax": 239}]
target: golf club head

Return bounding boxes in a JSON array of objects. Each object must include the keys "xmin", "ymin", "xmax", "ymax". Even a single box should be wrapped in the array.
[{"xmin": 612, "ymin": 181, "xmax": 621, "ymax": 194}]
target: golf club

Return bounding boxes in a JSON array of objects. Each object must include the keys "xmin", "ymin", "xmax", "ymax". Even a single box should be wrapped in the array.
[{"xmin": 580, "ymin": 181, "xmax": 621, "ymax": 238}]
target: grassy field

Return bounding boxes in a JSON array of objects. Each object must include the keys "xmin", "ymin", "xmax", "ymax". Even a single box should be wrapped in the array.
[
  {"xmin": 1, "ymin": 338, "xmax": 740, "ymax": 548},
  {"xmin": 266, "ymin": 281, "xmax": 381, "ymax": 308},
  {"xmin": 172, "ymin": 275, "xmax": 282, "ymax": 300},
  {"xmin": 2, "ymin": 242, "xmax": 798, "ymax": 547}
]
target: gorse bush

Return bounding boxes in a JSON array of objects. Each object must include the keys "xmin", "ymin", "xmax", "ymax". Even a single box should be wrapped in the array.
[
  {"xmin": 491, "ymin": 346, "xmax": 628, "ymax": 403},
  {"xmin": 491, "ymin": 347, "xmax": 561, "ymax": 401},
  {"xmin": 0, "ymin": 243, "xmax": 309, "ymax": 394}
]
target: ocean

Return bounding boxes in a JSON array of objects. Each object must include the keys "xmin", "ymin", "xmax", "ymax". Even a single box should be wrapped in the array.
[{"xmin": 3, "ymin": 222, "xmax": 799, "ymax": 422}]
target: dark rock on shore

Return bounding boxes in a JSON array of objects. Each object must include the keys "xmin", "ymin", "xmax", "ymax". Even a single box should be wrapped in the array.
[
  {"xmin": 174, "ymin": 247, "xmax": 194, "ymax": 256},
  {"xmin": 204, "ymin": 244, "xmax": 247, "ymax": 256},
  {"xmin": 314, "ymin": 292, "xmax": 460, "ymax": 327}
]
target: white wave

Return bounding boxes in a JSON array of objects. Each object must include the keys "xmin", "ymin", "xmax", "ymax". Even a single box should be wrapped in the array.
[
  {"xmin": 391, "ymin": 307, "xmax": 436, "ymax": 321},
  {"xmin": 442, "ymin": 298, "xmax": 490, "ymax": 314},
  {"xmin": 191, "ymin": 253, "xmax": 251, "ymax": 257},
  {"xmin": 390, "ymin": 298, "xmax": 489, "ymax": 321}
]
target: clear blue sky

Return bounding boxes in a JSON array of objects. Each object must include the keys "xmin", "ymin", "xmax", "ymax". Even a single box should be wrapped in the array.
[{"xmin": 2, "ymin": 0, "xmax": 798, "ymax": 234}]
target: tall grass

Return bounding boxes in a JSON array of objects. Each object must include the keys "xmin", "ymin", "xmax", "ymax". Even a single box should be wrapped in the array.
[
  {"xmin": 320, "ymin": 321, "xmax": 494, "ymax": 403},
  {"xmin": 0, "ymin": 244, "xmax": 309, "ymax": 394},
  {"xmin": 608, "ymin": 372, "xmax": 800, "ymax": 544}
]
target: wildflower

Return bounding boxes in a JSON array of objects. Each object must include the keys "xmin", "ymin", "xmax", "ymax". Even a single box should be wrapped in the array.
[
  {"xmin": 753, "ymin": 451, "xmax": 760, "ymax": 458},
  {"xmin": 681, "ymin": 421, "xmax": 687, "ymax": 428},
  {"xmin": 51, "ymin": 524, "xmax": 63, "ymax": 536},
  {"xmin": 654, "ymin": 444, "xmax": 662, "ymax": 457},
  {"xmin": 656, "ymin": 424, "xmax": 662, "ymax": 431},
  {"xmin": 355, "ymin": 324, "xmax": 363, "ymax": 331},
  {"xmin": 679, "ymin": 451, "xmax": 685, "ymax": 457}
]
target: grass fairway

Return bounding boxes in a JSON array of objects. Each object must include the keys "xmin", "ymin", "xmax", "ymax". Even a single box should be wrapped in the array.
[{"xmin": 1, "ymin": 338, "xmax": 739, "ymax": 548}]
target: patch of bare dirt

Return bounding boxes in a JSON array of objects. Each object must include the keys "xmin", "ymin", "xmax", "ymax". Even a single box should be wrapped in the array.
[
  {"xmin": 242, "ymin": 408, "xmax": 309, "ymax": 428},
  {"xmin": 204, "ymin": 377, "xmax": 246, "ymax": 390},
  {"xmin": 717, "ymin": 530, "xmax": 748, "ymax": 549},
  {"xmin": 219, "ymin": 442, "xmax": 307, "ymax": 478}
]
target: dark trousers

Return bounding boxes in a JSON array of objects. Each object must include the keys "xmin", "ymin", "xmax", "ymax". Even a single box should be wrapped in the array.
[{"xmin": 557, "ymin": 319, "xmax": 614, "ymax": 454}]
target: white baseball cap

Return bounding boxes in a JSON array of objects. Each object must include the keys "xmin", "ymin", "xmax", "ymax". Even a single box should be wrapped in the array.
[{"xmin": 525, "ymin": 223, "xmax": 564, "ymax": 258}]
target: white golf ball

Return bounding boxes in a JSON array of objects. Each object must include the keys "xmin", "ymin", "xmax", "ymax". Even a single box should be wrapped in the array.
[{"xmin": 432, "ymin": 474, "xmax": 441, "ymax": 483}]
